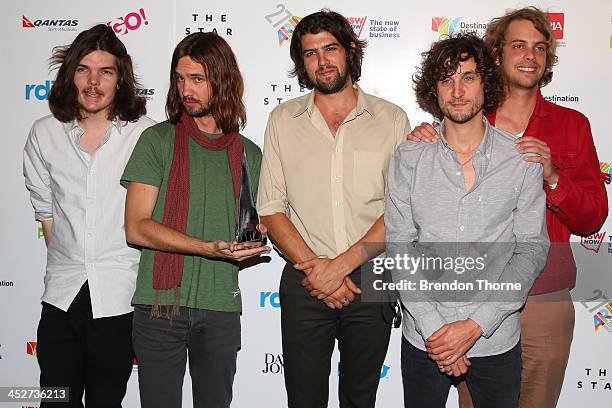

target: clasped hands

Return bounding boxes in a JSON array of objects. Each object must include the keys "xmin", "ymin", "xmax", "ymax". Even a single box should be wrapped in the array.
[
  {"xmin": 425, "ymin": 319, "xmax": 483, "ymax": 377},
  {"xmin": 294, "ymin": 256, "xmax": 361, "ymax": 309}
]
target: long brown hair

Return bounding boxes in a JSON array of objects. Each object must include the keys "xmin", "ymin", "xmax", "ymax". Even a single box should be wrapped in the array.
[
  {"xmin": 166, "ymin": 33, "xmax": 246, "ymax": 133},
  {"xmin": 484, "ymin": 7, "xmax": 558, "ymax": 87},
  {"xmin": 48, "ymin": 24, "xmax": 146, "ymax": 122}
]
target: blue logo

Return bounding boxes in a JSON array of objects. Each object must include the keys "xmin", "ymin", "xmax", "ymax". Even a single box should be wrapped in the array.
[
  {"xmin": 259, "ymin": 291, "xmax": 280, "ymax": 308},
  {"xmin": 337, "ymin": 362, "xmax": 391, "ymax": 379},
  {"xmin": 25, "ymin": 80, "xmax": 54, "ymax": 101}
]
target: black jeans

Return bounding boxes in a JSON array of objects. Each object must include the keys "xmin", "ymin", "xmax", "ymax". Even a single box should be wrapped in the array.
[
  {"xmin": 37, "ymin": 283, "xmax": 134, "ymax": 408},
  {"xmin": 401, "ymin": 336, "xmax": 521, "ymax": 408},
  {"xmin": 280, "ymin": 263, "xmax": 393, "ymax": 408},
  {"xmin": 132, "ymin": 304, "xmax": 241, "ymax": 408}
]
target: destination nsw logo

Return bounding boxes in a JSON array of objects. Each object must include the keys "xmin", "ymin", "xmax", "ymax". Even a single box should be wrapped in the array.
[{"xmin": 431, "ymin": 16, "xmax": 487, "ymax": 36}]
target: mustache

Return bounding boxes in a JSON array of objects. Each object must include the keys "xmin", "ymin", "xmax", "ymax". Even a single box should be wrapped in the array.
[
  {"xmin": 83, "ymin": 86, "xmax": 104, "ymax": 95},
  {"xmin": 316, "ymin": 65, "xmax": 338, "ymax": 73}
]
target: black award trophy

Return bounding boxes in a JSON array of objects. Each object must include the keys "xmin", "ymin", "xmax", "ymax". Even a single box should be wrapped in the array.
[{"xmin": 236, "ymin": 151, "xmax": 263, "ymax": 243}]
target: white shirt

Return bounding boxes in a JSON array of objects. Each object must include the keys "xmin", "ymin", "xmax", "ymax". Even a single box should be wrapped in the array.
[{"xmin": 23, "ymin": 114, "xmax": 155, "ymax": 318}]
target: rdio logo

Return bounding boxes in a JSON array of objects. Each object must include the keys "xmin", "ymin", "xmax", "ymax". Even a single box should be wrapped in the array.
[
  {"xmin": 259, "ymin": 291, "xmax": 280, "ymax": 308},
  {"xmin": 25, "ymin": 80, "xmax": 54, "ymax": 101}
]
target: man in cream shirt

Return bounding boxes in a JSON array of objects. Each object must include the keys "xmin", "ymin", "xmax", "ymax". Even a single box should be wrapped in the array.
[{"xmin": 257, "ymin": 10, "xmax": 410, "ymax": 408}]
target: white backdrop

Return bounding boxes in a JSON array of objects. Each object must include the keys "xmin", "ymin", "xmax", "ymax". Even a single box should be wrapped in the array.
[{"xmin": 1, "ymin": 1, "xmax": 611, "ymax": 407}]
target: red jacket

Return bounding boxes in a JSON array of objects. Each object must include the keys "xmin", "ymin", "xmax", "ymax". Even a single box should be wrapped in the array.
[{"xmin": 487, "ymin": 91, "xmax": 608, "ymax": 295}]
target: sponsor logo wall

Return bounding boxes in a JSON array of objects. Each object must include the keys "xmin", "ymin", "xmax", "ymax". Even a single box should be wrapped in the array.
[{"xmin": 2, "ymin": 1, "xmax": 611, "ymax": 407}]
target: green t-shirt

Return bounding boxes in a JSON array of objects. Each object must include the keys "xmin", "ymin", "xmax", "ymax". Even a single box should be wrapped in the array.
[{"xmin": 121, "ymin": 121, "xmax": 262, "ymax": 312}]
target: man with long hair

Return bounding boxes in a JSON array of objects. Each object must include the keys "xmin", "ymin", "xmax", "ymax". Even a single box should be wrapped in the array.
[
  {"xmin": 23, "ymin": 24, "xmax": 153, "ymax": 407},
  {"xmin": 410, "ymin": 8, "xmax": 607, "ymax": 407},
  {"xmin": 257, "ymin": 10, "xmax": 410, "ymax": 407},
  {"xmin": 121, "ymin": 32, "xmax": 270, "ymax": 408},
  {"xmin": 389, "ymin": 33, "xmax": 549, "ymax": 408}
]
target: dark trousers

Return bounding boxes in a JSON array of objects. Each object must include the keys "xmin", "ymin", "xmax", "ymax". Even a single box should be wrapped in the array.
[
  {"xmin": 132, "ymin": 304, "xmax": 241, "ymax": 408},
  {"xmin": 37, "ymin": 283, "xmax": 134, "ymax": 408},
  {"xmin": 401, "ymin": 336, "xmax": 521, "ymax": 408},
  {"xmin": 280, "ymin": 263, "xmax": 393, "ymax": 408}
]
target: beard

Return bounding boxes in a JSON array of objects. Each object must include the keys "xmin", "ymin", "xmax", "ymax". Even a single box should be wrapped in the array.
[
  {"xmin": 312, "ymin": 65, "xmax": 350, "ymax": 95},
  {"xmin": 182, "ymin": 98, "xmax": 212, "ymax": 117},
  {"xmin": 442, "ymin": 99, "xmax": 483, "ymax": 124}
]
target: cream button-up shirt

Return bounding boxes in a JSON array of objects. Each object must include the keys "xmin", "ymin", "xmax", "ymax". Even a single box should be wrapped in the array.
[{"xmin": 257, "ymin": 86, "xmax": 410, "ymax": 258}]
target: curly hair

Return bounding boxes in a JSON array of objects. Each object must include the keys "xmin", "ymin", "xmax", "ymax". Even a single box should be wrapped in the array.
[
  {"xmin": 413, "ymin": 33, "xmax": 504, "ymax": 120},
  {"xmin": 289, "ymin": 9, "xmax": 367, "ymax": 89},
  {"xmin": 166, "ymin": 32, "xmax": 246, "ymax": 133},
  {"xmin": 484, "ymin": 7, "xmax": 557, "ymax": 87},
  {"xmin": 48, "ymin": 24, "xmax": 146, "ymax": 123}
]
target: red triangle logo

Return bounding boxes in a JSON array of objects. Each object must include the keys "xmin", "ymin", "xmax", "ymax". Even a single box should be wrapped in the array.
[{"xmin": 22, "ymin": 15, "xmax": 36, "ymax": 28}]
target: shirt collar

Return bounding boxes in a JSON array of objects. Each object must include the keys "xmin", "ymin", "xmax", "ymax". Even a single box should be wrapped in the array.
[
  {"xmin": 437, "ymin": 116, "xmax": 494, "ymax": 162},
  {"xmin": 292, "ymin": 85, "xmax": 375, "ymax": 118},
  {"xmin": 532, "ymin": 89, "xmax": 552, "ymax": 119},
  {"xmin": 63, "ymin": 117, "xmax": 122, "ymax": 135},
  {"xmin": 63, "ymin": 117, "xmax": 122, "ymax": 149}
]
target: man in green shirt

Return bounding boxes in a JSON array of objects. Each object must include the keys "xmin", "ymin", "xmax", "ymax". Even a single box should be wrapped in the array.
[{"xmin": 121, "ymin": 32, "xmax": 269, "ymax": 408}]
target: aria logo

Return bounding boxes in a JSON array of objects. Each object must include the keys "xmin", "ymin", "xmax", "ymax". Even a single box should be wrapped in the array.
[
  {"xmin": 26, "ymin": 341, "xmax": 37, "ymax": 357},
  {"xmin": 601, "ymin": 162, "xmax": 611, "ymax": 184},
  {"xmin": 22, "ymin": 15, "xmax": 78, "ymax": 31},
  {"xmin": 547, "ymin": 13, "xmax": 564, "ymax": 40},
  {"xmin": 264, "ymin": 4, "xmax": 302, "ymax": 46},
  {"xmin": 579, "ymin": 289, "xmax": 612, "ymax": 334}
]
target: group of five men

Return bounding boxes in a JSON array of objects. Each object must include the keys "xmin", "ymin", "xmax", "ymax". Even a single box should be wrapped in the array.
[{"xmin": 23, "ymin": 6, "xmax": 607, "ymax": 408}]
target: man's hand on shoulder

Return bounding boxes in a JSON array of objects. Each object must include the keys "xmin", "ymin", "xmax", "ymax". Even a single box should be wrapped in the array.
[
  {"xmin": 515, "ymin": 136, "xmax": 559, "ymax": 185},
  {"xmin": 406, "ymin": 121, "xmax": 439, "ymax": 143}
]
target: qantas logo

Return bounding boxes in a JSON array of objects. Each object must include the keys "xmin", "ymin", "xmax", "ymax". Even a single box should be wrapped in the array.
[
  {"xmin": 22, "ymin": 15, "xmax": 35, "ymax": 28},
  {"xmin": 26, "ymin": 341, "xmax": 37, "ymax": 357},
  {"xmin": 22, "ymin": 15, "xmax": 79, "ymax": 30}
]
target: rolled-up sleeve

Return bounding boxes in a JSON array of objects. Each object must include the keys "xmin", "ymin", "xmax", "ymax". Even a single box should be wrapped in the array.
[
  {"xmin": 257, "ymin": 110, "xmax": 288, "ymax": 216},
  {"xmin": 23, "ymin": 125, "xmax": 53, "ymax": 221}
]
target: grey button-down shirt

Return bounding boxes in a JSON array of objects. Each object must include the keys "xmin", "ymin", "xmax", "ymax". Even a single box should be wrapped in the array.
[{"xmin": 384, "ymin": 117, "xmax": 549, "ymax": 357}]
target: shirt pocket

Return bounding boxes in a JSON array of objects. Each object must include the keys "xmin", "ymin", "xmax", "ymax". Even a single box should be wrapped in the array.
[
  {"xmin": 551, "ymin": 151, "xmax": 578, "ymax": 173},
  {"xmin": 353, "ymin": 151, "xmax": 387, "ymax": 199},
  {"xmin": 478, "ymin": 190, "xmax": 519, "ymax": 227}
]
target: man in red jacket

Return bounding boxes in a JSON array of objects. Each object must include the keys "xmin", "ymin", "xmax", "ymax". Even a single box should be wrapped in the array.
[{"xmin": 410, "ymin": 7, "xmax": 607, "ymax": 408}]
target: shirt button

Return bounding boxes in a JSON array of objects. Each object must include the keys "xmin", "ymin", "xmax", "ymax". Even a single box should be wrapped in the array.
[
  {"xmin": 459, "ymin": 225, "xmax": 465, "ymax": 231},
  {"xmin": 456, "ymin": 171, "xmax": 461, "ymax": 176},
  {"xmin": 335, "ymin": 201, "xmax": 340, "ymax": 207}
]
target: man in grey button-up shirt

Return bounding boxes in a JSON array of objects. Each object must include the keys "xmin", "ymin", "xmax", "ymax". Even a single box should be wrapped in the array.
[{"xmin": 385, "ymin": 34, "xmax": 549, "ymax": 408}]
